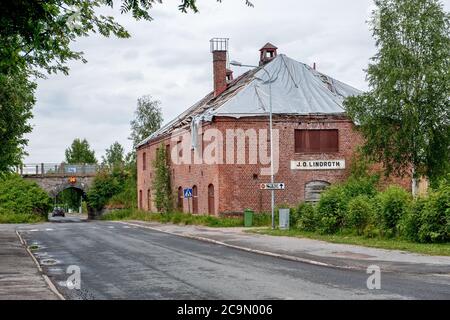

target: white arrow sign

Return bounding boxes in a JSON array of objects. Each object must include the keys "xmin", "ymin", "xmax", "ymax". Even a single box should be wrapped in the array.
[{"xmin": 260, "ymin": 183, "xmax": 285, "ymax": 190}]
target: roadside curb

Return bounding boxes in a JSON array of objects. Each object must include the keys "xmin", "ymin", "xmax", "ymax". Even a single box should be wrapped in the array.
[
  {"xmin": 15, "ymin": 230, "xmax": 66, "ymax": 300},
  {"xmin": 115, "ymin": 221, "xmax": 361, "ymax": 271}
]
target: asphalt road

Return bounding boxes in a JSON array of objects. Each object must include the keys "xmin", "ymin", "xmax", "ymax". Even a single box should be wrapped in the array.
[{"xmin": 17, "ymin": 220, "xmax": 450, "ymax": 300}]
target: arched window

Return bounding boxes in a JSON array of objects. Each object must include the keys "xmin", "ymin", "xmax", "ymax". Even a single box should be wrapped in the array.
[
  {"xmin": 304, "ymin": 180, "xmax": 330, "ymax": 202},
  {"xmin": 147, "ymin": 189, "xmax": 151, "ymax": 211},
  {"xmin": 177, "ymin": 186, "xmax": 183, "ymax": 211},
  {"xmin": 208, "ymin": 184, "xmax": 215, "ymax": 215},
  {"xmin": 192, "ymin": 185, "xmax": 198, "ymax": 214},
  {"xmin": 139, "ymin": 190, "xmax": 143, "ymax": 209},
  {"xmin": 142, "ymin": 152, "xmax": 147, "ymax": 171}
]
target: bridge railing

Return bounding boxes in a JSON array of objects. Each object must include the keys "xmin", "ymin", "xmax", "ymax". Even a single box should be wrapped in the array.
[{"xmin": 18, "ymin": 163, "xmax": 100, "ymax": 176}]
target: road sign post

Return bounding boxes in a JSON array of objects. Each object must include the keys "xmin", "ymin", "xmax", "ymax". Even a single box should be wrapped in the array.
[
  {"xmin": 260, "ymin": 183, "xmax": 285, "ymax": 190},
  {"xmin": 183, "ymin": 188, "xmax": 193, "ymax": 214}
]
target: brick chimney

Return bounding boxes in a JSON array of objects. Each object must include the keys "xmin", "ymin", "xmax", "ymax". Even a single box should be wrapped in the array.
[
  {"xmin": 259, "ymin": 42, "xmax": 278, "ymax": 66},
  {"xmin": 210, "ymin": 38, "xmax": 229, "ymax": 97}
]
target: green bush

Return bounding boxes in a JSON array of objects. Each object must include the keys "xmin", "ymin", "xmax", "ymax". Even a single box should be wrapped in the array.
[
  {"xmin": 316, "ymin": 185, "xmax": 348, "ymax": 234},
  {"xmin": 374, "ymin": 186, "xmax": 411, "ymax": 237},
  {"xmin": 315, "ymin": 176, "xmax": 379, "ymax": 234},
  {"xmin": 295, "ymin": 202, "xmax": 317, "ymax": 232},
  {"xmin": 0, "ymin": 174, "xmax": 51, "ymax": 221},
  {"xmin": 345, "ymin": 195, "xmax": 374, "ymax": 235},
  {"xmin": 87, "ymin": 170, "xmax": 124, "ymax": 210},
  {"xmin": 400, "ymin": 197, "xmax": 426, "ymax": 242},
  {"xmin": 417, "ymin": 182, "xmax": 450, "ymax": 243},
  {"xmin": 342, "ymin": 176, "xmax": 379, "ymax": 199}
]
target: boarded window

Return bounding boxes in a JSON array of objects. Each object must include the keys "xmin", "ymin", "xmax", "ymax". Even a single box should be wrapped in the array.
[
  {"xmin": 304, "ymin": 181, "xmax": 330, "ymax": 202},
  {"xmin": 295, "ymin": 129, "xmax": 338, "ymax": 153}
]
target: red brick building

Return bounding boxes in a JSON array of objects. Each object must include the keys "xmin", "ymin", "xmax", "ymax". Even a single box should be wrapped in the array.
[{"xmin": 136, "ymin": 39, "xmax": 410, "ymax": 215}]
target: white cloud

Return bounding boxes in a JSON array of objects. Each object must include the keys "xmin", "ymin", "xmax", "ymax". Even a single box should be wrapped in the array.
[{"xmin": 24, "ymin": 0, "xmax": 450, "ymax": 163}]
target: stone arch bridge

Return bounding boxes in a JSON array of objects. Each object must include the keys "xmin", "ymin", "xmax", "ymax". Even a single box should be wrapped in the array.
[{"xmin": 19, "ymin": 163, "xmax": 99, "ymax": 218}]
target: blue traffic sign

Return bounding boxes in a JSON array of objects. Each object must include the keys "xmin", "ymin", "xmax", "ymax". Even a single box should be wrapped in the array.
[{"xmin": 183, "ymin": 188, "xmax": 193, "ymax": 198}]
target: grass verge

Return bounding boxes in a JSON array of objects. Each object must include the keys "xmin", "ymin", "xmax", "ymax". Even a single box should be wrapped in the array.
[
  {"xmin": 0, "ymin": 212, "xmax": 47, "ymax": 224},
  {"xmin": 101, "ymin": 208, "xmax": 271, "ymax": 228},
  {"xmin": 249, "ymin": 228, "xmax": 450, "ymax": 256}
]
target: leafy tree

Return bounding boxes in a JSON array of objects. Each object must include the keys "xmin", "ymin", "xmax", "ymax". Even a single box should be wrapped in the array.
[
  {"xmin": 65, "ymin": 138, "xmax": 97, "ymax": 164},
  {"xmin": 153, "ymin": 143, "xmax": 172, "ymax": 213},
  {"xmin": 0, "ymin": 1, "xmax": 253, "ymax": 75},
  {"xmin": 102, "ymin": 141, "xmax": 125, "ymax": 169},
  {"xmin": 130, "ymin": 95, "xmax": 163, "ymax": 147},
  {"xmin": 0, "ymin": 174, "xmax": 51, "ymax": 217},
  {"xmin": 0, "ymin": 67, "xmax": 34, "ymax": 172},
  {"xmin": 345, "ymin": 0, "xmax": 450, "ymax": 193},
  {"xmin": 57, "ymin": 188, "xmax": 83, "ymax": 211},
  {"xmin": 0, "ymin": 0, "xmax": 252, "ymax": 173},
  {"xmin": 87, "ymin": 170, "xmax": 124, "ymax": 210}
]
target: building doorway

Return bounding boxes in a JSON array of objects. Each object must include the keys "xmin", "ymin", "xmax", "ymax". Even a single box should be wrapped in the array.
[
  {"xmin": 192, "ymin": 185, "xmax": 198, "ymax": 214},
  {"xmin": 208, "ymin": 184, "xmax": 215, "ymax": 215},
  {"xmin": 177, "ymin": 186, "xmax": 183, "ymax": 211}
]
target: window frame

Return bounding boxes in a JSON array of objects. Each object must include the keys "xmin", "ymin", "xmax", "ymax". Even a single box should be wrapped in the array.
[{"xmin": 294, "ymin": 129, "xmax": 339, "ymax": 154}]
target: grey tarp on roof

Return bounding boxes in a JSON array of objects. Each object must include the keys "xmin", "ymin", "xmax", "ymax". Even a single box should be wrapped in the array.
[
  {"xmin": 212, "ymin": 54, "xmax": 360, "ymax": 117},
  {"xmin": 137, "ymin": 54, "xmax": 361, "ymax": 148}
]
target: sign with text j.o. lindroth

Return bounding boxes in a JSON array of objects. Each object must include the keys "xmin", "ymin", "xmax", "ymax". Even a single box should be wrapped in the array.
[{"xmin": 291, "ymin": 160, "xmax": 346, "ymax": 170}]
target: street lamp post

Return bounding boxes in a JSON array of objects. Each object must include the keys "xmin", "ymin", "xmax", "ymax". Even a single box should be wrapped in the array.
[{"xmin": 230, "ymin": 61, "xmax": 275, "ymax": 229}]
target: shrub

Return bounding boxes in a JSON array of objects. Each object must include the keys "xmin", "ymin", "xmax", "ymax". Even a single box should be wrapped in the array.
[
  {"xmin": 342, "ymin": 176, "xmax": 379, "ymax": 199},
  {"xmin": 417, "ymin": 182, "xmax": 450, "ymax": 243},
  {"xmin": 345, "ymin": 195, "xmax": 374, "ymax": 235},
  {"xmin": 374, "ymin": 186, "xmax": 411, "ymax": 237},
  {"xmin": 87, "ymin": 170, "xmax": 124, "ymax": 210},
  {"xmin": 0, "ymin": 174, "xmax": 51, "ymax": 220},
  {"xmin": 316, "ymin": 185, "xmax": 348, "ymax": 234},
  {"xmin": 295, "ymin": 202, "xmax": 317, "ymax": 231},
  {"xmin": 400, "ymin": 197, "xmax": 426, "ymax": 242}
]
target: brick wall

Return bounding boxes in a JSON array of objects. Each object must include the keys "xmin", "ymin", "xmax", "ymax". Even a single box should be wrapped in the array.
[{"xmin": 137, "ymin": 115, "xmax": 411, "ymax": 215}]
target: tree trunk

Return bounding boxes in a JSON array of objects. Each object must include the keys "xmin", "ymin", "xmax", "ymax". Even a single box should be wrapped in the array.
[{"xmin": 411, "ymin": 166, "xmax": 418, "ymax": 198}]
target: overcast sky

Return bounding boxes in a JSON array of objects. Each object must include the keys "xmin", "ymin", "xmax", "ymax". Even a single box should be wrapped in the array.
[{"xmin": 24, "ymin": 0, "xmax": 450, "ymax": 163}]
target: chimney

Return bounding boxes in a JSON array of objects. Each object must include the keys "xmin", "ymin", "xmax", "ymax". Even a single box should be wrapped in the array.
[
  {"xmin": 210, "ymin": 38, "xmax": 229, "ymax": 97},
  {"xmin": 313, "ymin": 62, "xmax": 316, "ymax": 70},
  {"xmin": 259, "ymin": 42, "xmax": 278, "ymax": 66}
]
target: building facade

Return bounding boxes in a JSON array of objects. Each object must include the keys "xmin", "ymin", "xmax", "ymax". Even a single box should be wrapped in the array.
[{"xmin": 137, "ymin": 39, "xmax": 410, "ymax": 215}]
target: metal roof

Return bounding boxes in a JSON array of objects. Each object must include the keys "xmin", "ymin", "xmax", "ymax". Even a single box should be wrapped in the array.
[{"xmin": 137, "ymin": 54, "xmax": 362, "ymax": 148}]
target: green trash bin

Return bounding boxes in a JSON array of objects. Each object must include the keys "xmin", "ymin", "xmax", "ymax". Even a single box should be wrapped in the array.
[{"xmin": 244, "ymin": 209, "xmax": 253, "ymax": 227}]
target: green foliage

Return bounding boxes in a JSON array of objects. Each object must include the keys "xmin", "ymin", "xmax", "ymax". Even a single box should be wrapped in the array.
[
  {"xmin": 101, "ymin": 209, "xmax": 259, "ymax": 228},
  {"xmin": 316, "ymin": 185, "xmax": 348, "ymax": 234},
  {"xmin": 57, "ymin": 188, "xmax": 82, "ymax": 210},
  {"xmin": 345, "ymin": 195, "xmax": 374, "ymax": 235},
  {"xmin": 295, "ymin": 202, "xmax": 318, "ymax": 232},
  {"xmin": 65, "ymin": 138, "xmax": 97, "ymax": 164},
  {"xmin": 87, "ymin": 170, "xmax": 124, "ymax": 210},
  {"xmin": 0, "ymin": 68, "xmax": 34, "ymax": 172},
  {"xmin": 101, "ymin": 141, "xmax": 125, "ymax": 169},
  {"xmin": 417, "ymin": 182, "xmax": 450, "ymax": 243},
  {"xmin": 400, "ymin": 197, "xmax": 426, "ymax": 242},
  {"xmin": 153, "ymin": 143, "xmax": 173, "ymax": 213},
  {"xmin": 0, "ymin": 174, "xmax": 51, "ymax": 220},
  {"xmin": 345, "ymin": 0, "xmax": 450, "ymax": 183},
  {"xmin": 129, "ymin": 95, "xmax": 163, "ymax": 147},
  {"xmin": 374, "ymin": 186, "xmax": 411, "ymax": 237},
  {"xmin": 315, "ymin": 176, "xmax": 379, "ymax": 234}
]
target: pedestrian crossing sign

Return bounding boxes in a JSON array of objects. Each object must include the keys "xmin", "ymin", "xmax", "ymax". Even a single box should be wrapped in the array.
[{"xmin": 183, "ymin": 188, "xmax": 193, "ymax": 198}]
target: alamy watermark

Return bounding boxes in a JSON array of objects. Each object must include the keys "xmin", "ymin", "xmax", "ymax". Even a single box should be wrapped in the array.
[
  {"xmin": 366, "ymin": 265, "xmax": 381, "ymax": 290},
  {"xmin": 169, "ymin": 127, "xmax": 280, "ymax": 176}
]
